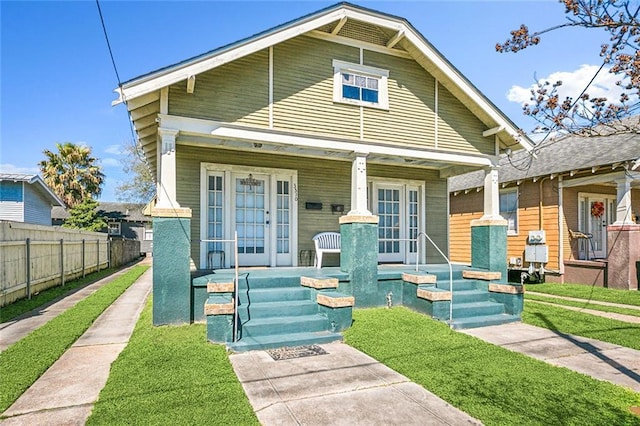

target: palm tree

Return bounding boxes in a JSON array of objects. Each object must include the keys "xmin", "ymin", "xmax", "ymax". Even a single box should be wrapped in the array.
[{"xmin": 39, "ymin": 142, "xmax": 105, "ymax": 208}]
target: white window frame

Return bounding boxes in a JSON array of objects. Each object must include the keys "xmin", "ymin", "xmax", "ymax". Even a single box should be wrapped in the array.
[
  {"xmin": 499, "ymin": 188, "xmax": 519, "ymax": 236},
  {"xmin": 144, "ymin": 227, "xmax": 153, "ymax": 241},
  {"xmin": 332, "ymin": 59, "xmax": 389, "ymax": 110},
  {"xmin": 108, "ymin": 222, "xmax": 121, "ymax": 236}
]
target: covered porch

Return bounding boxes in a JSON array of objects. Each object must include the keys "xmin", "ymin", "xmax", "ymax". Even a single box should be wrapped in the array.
[{"xmin": 562, "ymin": 168, "xmax": 640, "ymax": 290}]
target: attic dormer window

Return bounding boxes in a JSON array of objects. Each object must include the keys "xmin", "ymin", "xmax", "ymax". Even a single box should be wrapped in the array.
[{"xmin": 332, "ymin": 60, "xmax": 389, "ymax": 109}]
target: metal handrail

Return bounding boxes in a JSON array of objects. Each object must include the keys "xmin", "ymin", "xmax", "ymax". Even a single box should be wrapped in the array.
[
  {"xmin": 377, "ymin": 233, "xmax": 454, "ymax": 325},
  {"xmin": 201, "ymin": 231, "xmax": 240, "ymax": 342},
  {"xmin": 415, "ymin": 232, "xmax": 453, "ymax": 326}
]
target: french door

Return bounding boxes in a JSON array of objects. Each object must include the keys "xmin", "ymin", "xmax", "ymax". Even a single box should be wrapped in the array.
[
  {"xmin": 370, "ymin": 181, "xmax": 422, "ymax": 264},
  {"xmin": 233, "ymin": 173, "xmax": 270, "ymax": 266},
  {"xmin": 578, "ymin": 193, "xmax": 616, "ymax": 259},
  {"xmin": 201, "ymin": 164, "xmax": 297, "ymax": 268}
]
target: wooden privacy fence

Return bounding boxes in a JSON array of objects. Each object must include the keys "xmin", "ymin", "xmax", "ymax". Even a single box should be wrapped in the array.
[{"xmin": 0, "ymin": 221, "xmax": 140, "ymax": 307}]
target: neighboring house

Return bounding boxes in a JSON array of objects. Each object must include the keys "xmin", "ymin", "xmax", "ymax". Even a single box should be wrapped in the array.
[
  {"xmin": 52, "ymin": 202, "xmax": 152, "ymax": 254},
  {"xmin": 450, "ymin": 133, "xmax": 640, "ymax": 289},
  {"xmin": 0, "ymin": 173, "xmax": 65, "ymax": 225},
  {"xmin": 113, "ymin": 3, "xmax": 535, "ymax": 345}
]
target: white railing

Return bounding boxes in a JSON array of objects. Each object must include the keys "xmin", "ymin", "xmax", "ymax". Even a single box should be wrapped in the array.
[
  {"xmin": 378, "ymin": 233, "xmax": 454, "ymax": 326},
  {"xmin": 201, "ymin": 231, "xmax": 240, "ymax": 342}
]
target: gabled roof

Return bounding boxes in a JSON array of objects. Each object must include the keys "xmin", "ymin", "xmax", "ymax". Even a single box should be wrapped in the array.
[
  {"xmin": 0, "ymin": 173, "xmax": 65, "ymax": 207},
  {"xmin": 114, "ymin": 2, "xmax": 534, "ymax": 169},
  {"xmin": 449, "ymin": 133, "xmax": 640, "ymax": 192},
  {"xmin": 52, "ymin": 202, "xmax": 148, "ymax": 222}
]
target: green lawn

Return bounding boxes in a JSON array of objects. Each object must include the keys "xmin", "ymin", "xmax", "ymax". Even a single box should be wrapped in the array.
[
  {"xmin": 526, "ymin": 293, "xmax": 640, "ymax": 318},
  {"xmin": 344, "ymin": 307, "xmax": 640, "ymax": 426},
  {"xmin": 523, "ymin": 300, "xmax": 640, "ymax": 351},
  {"xmin": 87, "ymin": 298, "xmax": 259, "ymax": 425},
  {"xmin": 1, "ymin": 267, "xmax": 120, "ymax": 323},
  {"xmin": 526, "ymin": 283, "xmax": 640, "ymax": 306},
  {"xmin": 0, "ymin": 265, "xmax": 149, "ymax": 413}
]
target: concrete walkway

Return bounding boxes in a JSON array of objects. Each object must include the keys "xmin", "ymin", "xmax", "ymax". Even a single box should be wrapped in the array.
[
  {"xmin": 526, "ymin": 299, "xmax": 640, "ymax": 324},
  {"xmin": 0, "ymin": 262, "xmax": 147, "ymax": 351},
  {"xmin": 463, "ymin": 322, "xmax": 640, "ymax": 393},
  {"xmin": 527, "ymin": 291, "xmax": 640, "ymax": 312},
  {"xmin": 230, "ymin": 342, "xmax": 481, "ymax": 425},
  {"xmin": 0, "ymin": 265, "xmax": 152, "ymax": 425}
]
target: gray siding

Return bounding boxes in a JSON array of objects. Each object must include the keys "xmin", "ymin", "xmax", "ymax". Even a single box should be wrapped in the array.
[{"xmin": 23, "ymin": 185, "xmax": 53, "ymax": 226}]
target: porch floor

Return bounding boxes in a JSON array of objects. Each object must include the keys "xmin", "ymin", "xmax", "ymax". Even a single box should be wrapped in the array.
[{"xmin": 203, "ymin": 263, "xmax": 473, "ymax": 281}]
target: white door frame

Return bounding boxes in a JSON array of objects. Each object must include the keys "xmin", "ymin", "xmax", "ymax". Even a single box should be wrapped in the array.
[
  {"xmin": 369, "ymin": 177, "xmax": 425, "ymax": 264},
  {"xmin": 577, "ymin": 192, "xmax": 616, "ymax": 259},
  {"xmin": 200, "ymin": 163, "xmax": 298, "ymax": 268}
]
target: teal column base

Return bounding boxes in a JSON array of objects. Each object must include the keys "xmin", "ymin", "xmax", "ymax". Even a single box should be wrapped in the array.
[
  {"xmin": 340, "ymin": 215, "xmax": 379, "ymax": 307},
  {"xmin": 207, "ymin": 314, "xmax": 234, "ymax": 343},
  {"xmin": 319, "ymin": 304, "xmax": 353, "ymax": 332},
  {"xmin": 471, "ymin": 218, "xmax": 508, "ymax": 279},
  {"xmin": 488, "ymin": 283, "xmax": 524, "ymax": 316},
  {"xmin": 152, "ymin": 209, "xmax": 192, "ymax": 326}
]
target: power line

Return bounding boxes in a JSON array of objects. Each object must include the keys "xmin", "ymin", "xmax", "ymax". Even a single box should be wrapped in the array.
[{"xmin": 95, "ymin": 0, "xmax": 148, "ymax": 165}]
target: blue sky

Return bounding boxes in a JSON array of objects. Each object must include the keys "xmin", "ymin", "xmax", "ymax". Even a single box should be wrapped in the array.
[{"xmin": 1, "ymin": 1, "xmax": 610, "ymax": 201}]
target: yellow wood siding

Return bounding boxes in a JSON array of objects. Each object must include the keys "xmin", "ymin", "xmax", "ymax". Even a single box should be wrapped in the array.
[
  {"xmin": 449, "ymin": 181, "xmax": 562, "ymax": 270},
  {"xmin": 362, "ymin": 51, "xmax": 436, "ymax": 148},
  {"xmin": 168, "ymin": 50, "xmax": 269, "ymax": 127},
  {"xmin": 272, "ymin": 37, "xmax": 360, "ymax": 139},
  {"xmin": 176, "ymin": 145, "xmax": 448, "ymax": 264},
  {"xmin": 437, "ymin": 84, "xmax": 494, "ymax": 155},
  {"xmin": 450, "ymin": 190, "xmax": 483, "ymax": 263}
]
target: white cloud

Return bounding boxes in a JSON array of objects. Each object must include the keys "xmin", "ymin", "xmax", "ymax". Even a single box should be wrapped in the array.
[
  {"xmin": 104, "ymin": 144, "xmax": 122, "ymax": 155},
  {"xmin": 101, "ymin": 158, "xmax": 121, "ymax": 168},
  {"xmin": 0, "ymin": 163, "xmax": 40, "ymax": 175},
  {"xmin": 507, "ymin": 64, "xmax": 625, "ymax": 106}
]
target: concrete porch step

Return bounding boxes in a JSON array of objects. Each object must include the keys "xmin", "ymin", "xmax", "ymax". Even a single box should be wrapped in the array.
[
  {"xmin": 237, "ymin": 300, "xmax": 318, "ymax": 319},
  {"xmin": 240, "ymin": 314, "xmax": 329, "ymax": 338},
  {"xmin": 452, "ymin": 301, "xmax": 505, "ymax": 318},
  {"xmin": 436, "ymin": 279, "xmax": 479, "ymax": 291},
  {"xmin": 238, "ymin": 287, "xmax": 311, "ymax": 304},
  {"xmin": 452, "ymin": 290, "xmax": 489, "ymax": 304},
  {"xmin": 450, "ymin": 314, "xmax": 520, "ymax": 330},
  {"xmin": 227, "ymin": 330, "xmax": 342, "ymax": 352},
  {"xmin": 237, "ymin": 276, "xmax": 303, "ymax": 290}
]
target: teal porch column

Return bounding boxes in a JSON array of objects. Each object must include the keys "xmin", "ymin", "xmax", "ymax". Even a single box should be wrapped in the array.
[
  {"xmin": 152, "ymin": 207, "xmax": 192, "ymax": 325},
  {"xmin": 471, "ymin": 166, "xmax": 508, "ymax": 278},
  {"xmin": 340, "ymin": 215, "xmax": 379, "ymax": 307}
]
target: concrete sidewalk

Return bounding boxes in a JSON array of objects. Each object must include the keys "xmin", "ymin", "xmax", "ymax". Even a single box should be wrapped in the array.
[
  {"xmin": 230, "ymin": 341, "xmax": 481, "ymax": 425},
  {"xmin": 1, "ymin": 259, "xmax": 150, "ymax": 351},
  {"xmin": 0, "ymin": 266, "xmax": 152, "ymax": 425},
  {"xmin": 463, "ymin": 322, "xmax": 640, "ymax": 393}
]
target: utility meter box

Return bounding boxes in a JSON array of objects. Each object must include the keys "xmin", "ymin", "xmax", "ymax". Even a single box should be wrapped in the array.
[
  {"xmin": 525, "ymin": 244, "xmax": 548, "ymax": 263},
  {"xmin": 528, "ymin": 230, "xmax": 546, "ymax": 244}
]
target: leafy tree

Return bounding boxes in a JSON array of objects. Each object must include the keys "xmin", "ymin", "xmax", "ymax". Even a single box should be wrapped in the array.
[
  {"xmin": 62, "ymin": 198, "xmax": 107, "ymax": 231},
  {"xmin": 497, "ymin": 0, "xmax": 640, "ymax": 135},
  {"xmin": 116, "ymin": 143, "xmax": 155, "ymax": 204},
  {"xmin": 39, "ymin": 142, "xmax": 105, "ymax": 208}
]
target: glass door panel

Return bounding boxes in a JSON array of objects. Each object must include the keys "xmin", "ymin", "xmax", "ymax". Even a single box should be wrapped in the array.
[
  {"xmin": 234, "ymin": 174, "xmax": 270, "ymax": 266},
  {"xmin": 375, "ymin": 186, "xmax": 403, "ymax": 262}
]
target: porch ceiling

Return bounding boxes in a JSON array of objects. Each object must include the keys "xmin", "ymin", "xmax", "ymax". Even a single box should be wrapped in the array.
[
  {"xmin": 177, "ymin": 134, "xmax": 460, "ymax": 172},
  {"xmin": 165, "ymin": 114, "xmax": 492, "ymax": 178}
]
